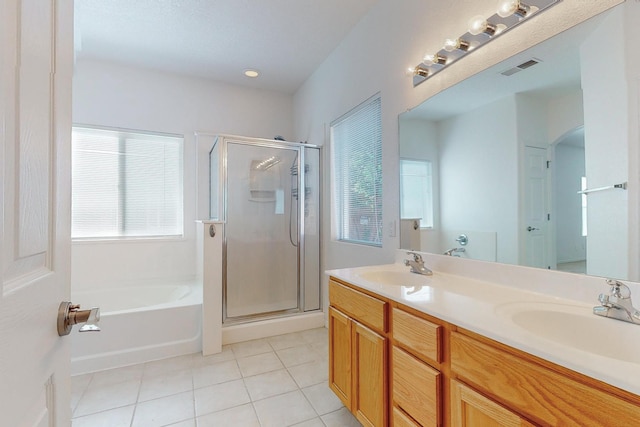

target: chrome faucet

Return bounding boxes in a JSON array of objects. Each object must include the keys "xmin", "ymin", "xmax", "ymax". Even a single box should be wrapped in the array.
[
  {"xmin": 404, "ymin": 251, "xmax": 432, "ymax": 276},
  {"xmin": 444, "ymin": 247, "xmax": 465, "ymax": 256},
  {"xmin": 593, "ymin": 279, "xmax": 640, "ymax": 325}
]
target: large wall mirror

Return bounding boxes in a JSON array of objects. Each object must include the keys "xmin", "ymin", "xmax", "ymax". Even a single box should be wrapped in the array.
[{"xmin": 399, "ymin": 3, "xmax": 639, "ymax": 282}]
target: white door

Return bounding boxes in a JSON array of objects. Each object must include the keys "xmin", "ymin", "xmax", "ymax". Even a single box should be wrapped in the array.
[
  {"xmin": 1, "ymin": 1, "xmax": 74, "ymax": 426},
  {"xmin": 523, "ymin": 146, "xmax": 548, "ymax": 268}
]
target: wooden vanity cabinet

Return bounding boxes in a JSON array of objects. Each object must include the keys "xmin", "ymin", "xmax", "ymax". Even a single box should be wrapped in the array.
[
  {"xmin": 329, "ymin": 276, "xmax": 640, "ymax": 427},
  {"xmin": 450, "ymin": 330, "xmax": 640, "ymax": 426},
  {"xmin": 329, "ymin": 279, "xmax": 388, "ymax": 427}
]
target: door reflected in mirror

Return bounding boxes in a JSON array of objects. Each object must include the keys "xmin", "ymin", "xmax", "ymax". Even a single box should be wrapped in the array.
[{"xmin": 398, "ymin": 4, "xmax": 637, "ymax": 282}]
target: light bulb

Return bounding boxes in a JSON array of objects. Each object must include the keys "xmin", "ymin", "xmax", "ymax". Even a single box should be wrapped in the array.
[
  {"xmin": 468, "ymin": 15, "xmax": 497, "ymax": 36},
  {"xmin": 497, "ymin": 0, "xmax": 530, "ymax": 18},
  {"xmin": 443, "ymin": 38, "xmax": 470, "ymax": 52},
  {"xmin": 413, "ymin": 66, "xmax": 429, "ymax": 78},
  {"xmin": 423, "ymin": 53, "xmax": 447, "ymax": 66},
  {"xmin": 406, "ymin": 66, "xmax": 429, "ymax": 78}
]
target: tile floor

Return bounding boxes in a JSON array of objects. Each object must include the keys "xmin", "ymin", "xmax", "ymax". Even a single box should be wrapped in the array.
[{"xmin": 71, "ymin": 327, "xmax": 362, "ymax": 427}]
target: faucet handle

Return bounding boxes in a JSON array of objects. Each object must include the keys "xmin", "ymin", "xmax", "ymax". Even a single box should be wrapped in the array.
[
  {"xmin": 606, "ymin": 279, "xmax": 631, "ymax": 299},
  {"xmin": 406, "ymin": 251, "xmax": 422, "ymax": 262}
]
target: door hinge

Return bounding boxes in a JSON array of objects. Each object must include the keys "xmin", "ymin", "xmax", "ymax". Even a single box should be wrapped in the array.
[
  {"xmin": 547, "ymin": 213, "xmax": 550, "ymax": 221},
  {"xmin": 546, "ymin": 160, "xmax": 551, "ymax": 169}
]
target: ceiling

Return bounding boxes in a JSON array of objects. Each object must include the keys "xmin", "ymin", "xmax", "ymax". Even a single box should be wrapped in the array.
[{"xmin": 74, "ymin": 0, "xmax": 378, "ymax": 94}]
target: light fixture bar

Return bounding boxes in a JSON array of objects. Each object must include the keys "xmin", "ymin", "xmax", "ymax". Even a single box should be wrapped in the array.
[{"xmin": 412, "ymin": 0, "xmax": 560, "ymax": 87}]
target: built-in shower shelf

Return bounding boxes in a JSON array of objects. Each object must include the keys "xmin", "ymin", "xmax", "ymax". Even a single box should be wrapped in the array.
[{"xmin": 249, "ymin": 189, "xmax": 276, "ymax": 202}]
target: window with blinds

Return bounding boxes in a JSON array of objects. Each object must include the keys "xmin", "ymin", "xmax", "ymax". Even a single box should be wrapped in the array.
[
  {"xmin": 400, "ymin": 159, "xmax": 434, "ymax": 228},
  {"xmin": 71, "ymin": 126, "xmax": 184, "ymax": 239},
  {"xmin": 331, "ymin": 95, "xmax": 383, "ymax": 246}
]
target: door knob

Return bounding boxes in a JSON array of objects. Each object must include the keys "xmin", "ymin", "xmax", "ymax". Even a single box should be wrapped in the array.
[
  {"xmin": 527, "ymin": 226, "xmax": 539, "ymax": 232},
  {"xmin": 58, "ymin": 302, "xmax": 101, "ymax": 336}
]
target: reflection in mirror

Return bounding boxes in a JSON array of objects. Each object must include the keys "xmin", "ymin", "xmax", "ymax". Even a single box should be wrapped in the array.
[{"xmin": 399, "ymin": 4, "xmax": 638, "ymax": 282}]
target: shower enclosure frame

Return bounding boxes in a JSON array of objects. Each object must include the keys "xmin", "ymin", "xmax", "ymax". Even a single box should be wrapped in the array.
[{"xmin": 205, "ymin": 134, "xmax": 322, "ymax": 325}]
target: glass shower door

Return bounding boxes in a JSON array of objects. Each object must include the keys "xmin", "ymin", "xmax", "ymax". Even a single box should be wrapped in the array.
[{"xmin": 224, "ymin": 141, "xmax": 300, "ymax": 320}]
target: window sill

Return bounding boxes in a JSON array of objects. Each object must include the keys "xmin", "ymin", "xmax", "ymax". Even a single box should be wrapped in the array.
[{"xmin": 72, "ymin": 236, "xmax": 186, "ymax": 245}]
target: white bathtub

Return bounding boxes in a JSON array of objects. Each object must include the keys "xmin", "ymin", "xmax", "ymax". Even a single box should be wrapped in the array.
[{"xmin": 70, "ymin": 280, "xmax": 202, "ymax": 375}]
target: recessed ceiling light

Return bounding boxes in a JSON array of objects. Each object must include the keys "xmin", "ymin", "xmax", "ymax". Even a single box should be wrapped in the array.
[{"xmin": 244, "ymin": 69, "xmax": 259, "ymax": 78}]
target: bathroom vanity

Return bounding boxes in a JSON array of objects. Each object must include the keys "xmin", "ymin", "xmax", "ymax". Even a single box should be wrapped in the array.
[{"xmin": 327, "ymin": 260, "xmax": 640, "ymax": 427}]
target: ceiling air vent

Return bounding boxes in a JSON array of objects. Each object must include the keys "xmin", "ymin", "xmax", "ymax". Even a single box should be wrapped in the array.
[{"xmin": 500, "ymin": 58, "xmax": 542, "ymax": 76}]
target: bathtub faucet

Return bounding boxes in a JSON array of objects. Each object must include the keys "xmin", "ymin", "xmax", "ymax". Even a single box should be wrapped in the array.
[
  {"xmin": 444, "ymin": 247, "xmax": 465, "ymax": 256},
  {"xmin": 57, "ymin": 302, "xmax": 101, "ymax": 336}
]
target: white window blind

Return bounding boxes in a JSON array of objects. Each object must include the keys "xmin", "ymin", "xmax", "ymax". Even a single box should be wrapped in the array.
[
  {"xmin": 72, "ymin": 126, "xmax": 184, "ymax": 239},
  {"xmin": 331, "ymin": 96, "xmax": 383, "ymax": 246},
  {"xmin": 400, "ymin": 159, "xmax": 433, "ymax": 228}
]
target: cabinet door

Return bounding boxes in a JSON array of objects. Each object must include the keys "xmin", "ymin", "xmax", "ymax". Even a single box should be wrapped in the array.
[
  {"xmin": 451, "ymin": 381, "xmax": 535, "ymax": 427},
  {"xmin": 353, "ymin": 321, "xmax": 387, "ymax": 427},
  {"xmin": 329, "ymin": 306, "xmax": 352, "ymax": 409}
]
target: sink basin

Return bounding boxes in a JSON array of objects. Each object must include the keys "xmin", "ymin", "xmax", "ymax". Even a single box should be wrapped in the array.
[
  {"xmin": 496, "ymin": 302, "xmax": 640, "ymax": 363},
  {"xmin": 356, "ymin": 270, "xmax": 431, "ymax": 287}
]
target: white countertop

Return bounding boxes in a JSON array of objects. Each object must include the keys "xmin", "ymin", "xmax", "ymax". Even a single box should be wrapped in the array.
[{"xmin": 327, "ymin": 261, "xmax": 640, "ymax": 396}]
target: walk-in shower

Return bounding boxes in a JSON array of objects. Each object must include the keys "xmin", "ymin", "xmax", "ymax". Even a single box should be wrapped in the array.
[{"xmin": 201, "ymin": 134, "xmax": 321, "ymax": 324}]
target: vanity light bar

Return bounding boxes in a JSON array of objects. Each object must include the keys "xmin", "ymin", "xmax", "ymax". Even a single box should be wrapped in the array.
[{"xmin": 411, "ymin": 0, "xmax": 561, "ymax": 87}]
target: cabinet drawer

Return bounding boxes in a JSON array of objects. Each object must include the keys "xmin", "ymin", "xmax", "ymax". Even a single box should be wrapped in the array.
[
  {"xmin": 392, "ymin": 307, "xmax": 441, "ymax": 364},
  {"xmin": 329, "ymin": 279, "xmax": 387, "ymax": 333},
  {"xmin": 392, "ymin": 346, "xmax": 441, "ymax": 427},
  {"xmin": 451, "ymin": 380, "xmax": 535, "ymax": 427},
  {"xmin": 451, "ymin": 331, "xmax": 640, "ymax": 426},
  {"xmin": 392, "ymin": 406, "xmax": 421, "ymax": 427}
]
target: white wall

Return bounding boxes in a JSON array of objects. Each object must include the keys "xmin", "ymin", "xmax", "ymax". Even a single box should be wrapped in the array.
[
  {"xmin": 72, "ymin": 59, "xmax": 294, "ymax": 289},
  {"xmin": 548, "ymin": 90, "xmax": 584, "ymax": 144},
  {"xmin": 439, "ymin": 96, "xmax": 519, "ymax": 265},
  {"xmin": 580, "ymin": 8, "xmax": 630, "ymax": 280}
]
